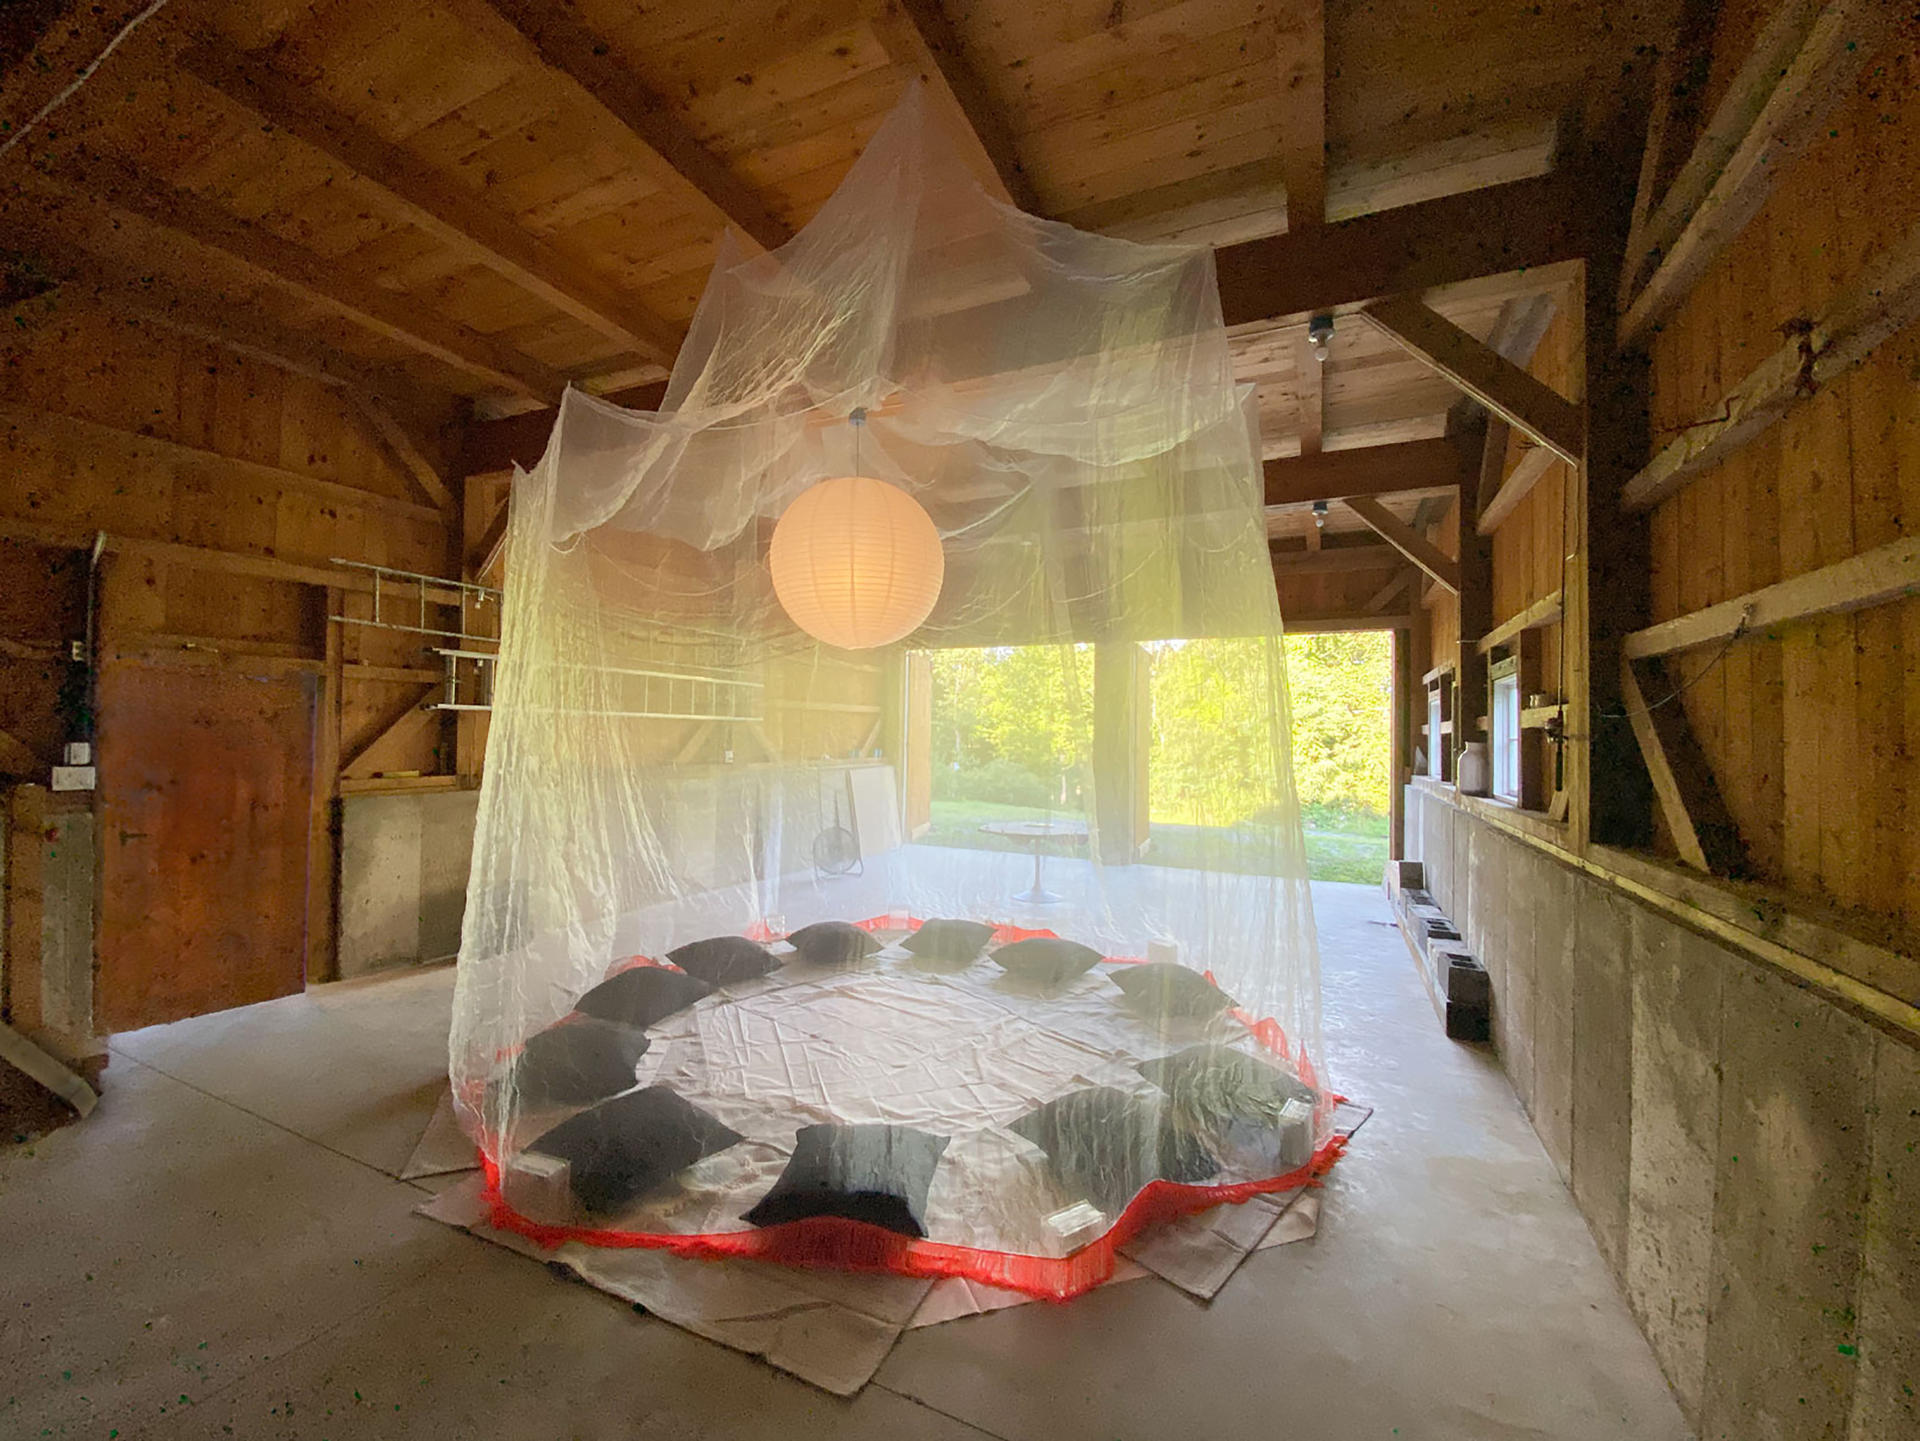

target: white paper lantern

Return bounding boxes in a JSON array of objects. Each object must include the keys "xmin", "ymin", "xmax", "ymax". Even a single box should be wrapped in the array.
[{"xmin": 769, "ymin": 475, "xmax": 945, "ymax": 650}]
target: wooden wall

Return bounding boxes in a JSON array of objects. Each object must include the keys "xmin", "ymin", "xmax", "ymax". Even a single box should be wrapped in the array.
[
  {"xmin": 1644, "ymin": 30, "xmax": 1920, "ymax": 928},
  {"xmin": 0, "ymin": 302, "xmax": 460, "ymax": 789}
]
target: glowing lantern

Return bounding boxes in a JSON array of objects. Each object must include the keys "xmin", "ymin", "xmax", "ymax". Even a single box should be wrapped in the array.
[{"xmin": 769, "ymin": 475, "xmax": 945, "ymax": 650}]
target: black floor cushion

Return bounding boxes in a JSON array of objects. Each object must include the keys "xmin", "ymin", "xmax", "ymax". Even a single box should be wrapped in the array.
[
  {"xmin": 574, "ymin": 965, "xmax": 713, "ymax": 1029},
  {"xmin": 526, "ymin": 1085, "xmax": 744, "ymax": 1215},
  {"xmin": 743, "ymin": 1123, "xmax": 951, "ymax": 1238},
  {"xmin": 1109, "ymin": 961, "xmax": 1235, "ymax": 1017},
  {"xmin": 510, "ymin": 1016, "xmax": 651, "ymax": 1107},
  {"xmin": 989, "ymin": 936, "xmax": 1104, "ymax": 985},
  {"xmin": 666, "ymin": 935, "xmax": 782, "ymax": 986},
  {"xmin": 1137, "ymin": 1045, "xmax": 1318, "ymax": 1170},
  {"xmin": 784, "ymin": 920, "xmax": 881, "ymax": 967},
  {"xmin": 900, "ymin": 918, "xmax": 996, "ymax": 965},
  {"xmin": 1008, "ymin": 1085, "xmax": 1217, "ymax": 1214}
]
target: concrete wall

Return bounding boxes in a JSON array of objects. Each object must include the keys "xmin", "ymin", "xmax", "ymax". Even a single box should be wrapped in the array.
[
  {"xmin": 2, "ymin": 786, "xmax": 99, "ymax": 1070},
  {"xmin": 338, "ymin": 790, "xmax": 479, "ymax": 979},
  {"xmin": 1407, "ymin": 783, "xmax": 1919, "ymax": 1440}
]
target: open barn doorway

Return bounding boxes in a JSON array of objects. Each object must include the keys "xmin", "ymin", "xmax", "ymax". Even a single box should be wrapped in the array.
[{"xmin": 903, "ymin": 633, "xmax": 1393, "ymax": 881}]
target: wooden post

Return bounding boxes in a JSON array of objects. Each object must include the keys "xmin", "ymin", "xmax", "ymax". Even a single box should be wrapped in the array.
[
  {"xmin": 308, "ymin": 587, "xmax": 343, "ymax": 983},
  {"xmin": 1454, "ymin": 420, "xmax": 1499, "ymax": 778}
]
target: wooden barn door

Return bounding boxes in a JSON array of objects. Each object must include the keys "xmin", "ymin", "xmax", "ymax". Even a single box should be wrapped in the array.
[{"xmin": 96, "ymin": 661, "xmax": 316, "ymax": 1030}]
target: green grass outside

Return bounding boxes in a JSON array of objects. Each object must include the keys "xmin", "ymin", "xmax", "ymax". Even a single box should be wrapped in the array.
[{"xmin": 920, "ymin": 799, "xmax": 1389, "ymax": 884}]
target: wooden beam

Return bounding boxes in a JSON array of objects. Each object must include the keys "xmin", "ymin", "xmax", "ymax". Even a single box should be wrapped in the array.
[
  {"xmin": 448, "ymin": 0, "xmax": 791, "ymax": 251},
  {"xmin": 861, "ymin": 0, "xmax": 1038, "ymax": 212},
  {"xmin": 1620, "ymin": 0, "xmax": 1722, "ymax": 312},
  {"xmin": 1344, "ymin": 496, "xmax": 1461, "ymax": 596},
  {"xmin": 1364, "ymin": 570, "xmax": 1415, "ymax": 613},
  {"xmin": 1263, "ymin": 437, "xmax": 1465, "ymax": 507},
  {"xmin": 0, "ymin": 516, "xmax": 463, "ymax": 605},
  {"xmin": 1477, "ymin": 443, "xmax": 1560, "ymax": 535},
  {"xmin": 1474, "ymin": 417, "xmax": 1512, "ymax": 516},
  {"xmin": 0, "ymin": 0, "xmax": 168, "ymax": 166},
  {"xmin": 457, "ymin": 381, "xmax": 668, "ymax": 477},
  {"xmin": 1361, "ymin": 294, "xmax": 1584, "ymax": 463},
  {"xmin": 1618, "ymin": 0, "xmax": 1900, "ymax": 345},
  {"xmin": 1477, "ymin": 590, "xmax": 1565, "ymax": 655},
  {"xmin": 1620, "ymin": 655, "xmax": 1748, "ymax": 875},
  {"xmin": 42, "ymin": 268, "xmax": 441, "ymax": 421},
  {"xmin": 350, "ymin": 397, "xmax": 453, "ymax": 512},
  {"xmin": 1284, "ymin": 611, "xmax": 1416, "ymax": 633},
  {"xmin": 344, "ymin": 663, "xmax": 443, "ymax": 685},
  {"xmin": 1214, "ymin": 170, "xmax": 1593, "ymax": 327},
  {"xmin": 1292, "ymin": 325, "xmax": 1324, "ymax": 455},
  {"xmin": 0, "ymin": 403, "xmax": 443, "ymax": 525},
  {"xmin": 341, "ymin": 684, "xmax": 438, "ymax": 772},
  {"xmin": 1272, "ymin": 0, "xmax": 1326, "ymax": 231},
  {"xmin": 176, "ymin": 42, "xmax": 684, "ymax": 366},
  {"xmin": 1622, "ymin": 214, "xmax": 1920, "ymax": 513},
  {"xmin": 472, "ymin": 500, "xmax": 511, "ymax": 581},
  {"xmin": 1624, "ymin": 536, "xmax": 1920, "ymax": 660},
  {"xmin": 30, "ymin": 155, "xmax": 564, "ymax": 399},
  {"xmin": 1270, "ymin": 542, "xmax": 1405, "ymax": 576}
]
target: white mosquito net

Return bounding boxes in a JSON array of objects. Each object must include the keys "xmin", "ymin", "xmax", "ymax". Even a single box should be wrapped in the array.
[{"xmin": 451, "ymin": 84, "xmax": 1336, "ymax": 1299}]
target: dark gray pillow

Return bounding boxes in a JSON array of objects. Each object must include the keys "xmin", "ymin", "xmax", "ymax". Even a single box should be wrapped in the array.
[
  {"xmin": 1008, "ymin": 1085, "xmax": 1216, "ymax": 1214},
  {"xmin": 574, "ymin": 965, "xmax": 713, "ymax": 1029},
  {"xmin": 666, "ymin": 935, "xmax": 782, "ymax": 987},
  {"xmin": 743, "ymin": 1123, "xmax": 950, "ymax": 1238},
  {"xmin": 526, "ymin": 1085, "xmax": 744, "ymax": 1215},
  {"xmin": 900, "ymin": 918, "xmax": 996, "ymax": 965},
  {"xmin": 510, "ymin": 1017, "xmax": 651, "ymax": 1107},
  {"xmin": 785, "ymin": 921, "xmax": 881, "ymax": 968},
  {"xmin": 1137, "ymin": 1045, "xmax": 1317, "ymax": 1170},
  {"xmin": 1109, "ymin": 962, "xmax": 1234, "ymax": 1017},
  {"xmin": 990, "ymin": 936, "xmax": 1104, "ymax": 985}
]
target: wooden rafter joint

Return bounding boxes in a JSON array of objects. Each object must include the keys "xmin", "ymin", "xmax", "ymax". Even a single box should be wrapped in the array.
[
  {"xmin": 1619, "ymin": 655, "xmax": 1748, "ymax": 877},
  {"xmin": 1360, "ymin": 295, "xmax": 1583, "ymax": 465},
  {"xmin": 1343, "ymin": 495, "xmax": 1460, "ymax": 596}
]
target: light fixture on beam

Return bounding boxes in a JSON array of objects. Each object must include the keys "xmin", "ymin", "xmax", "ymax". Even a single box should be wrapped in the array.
[{"xmin": 1308, "ymin": 313, "xmax": 1334, "ymax": 364}]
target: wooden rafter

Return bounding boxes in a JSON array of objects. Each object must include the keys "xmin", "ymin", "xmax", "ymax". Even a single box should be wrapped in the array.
[
  {"xmin": 1263, "ymin": 438, "xmax": 1465, "ymax": 507},
  {"xmin": 862, "ymin": 0, "xmax": 1038, "ymax": 212},
  {"xmin": 1283, "ymin": 612, "xmax": 1415, "ymax": 633},
  {"xmin": 1214, "ymin": 171, "xmax": 1592, "ymax": 326},
  {"xmin": 1624, "ymin": 536, "xmax": 1920, "ymax": 660},
  {"xmin": 447, "ymin": 0, "xmax": 791, "ymax": 252},
  {"xmin": 1364, "ymin": 570, "xmax": 1415, "ymax": 614},
  {"xmin": 1272, "ymin": 0, "xmax": 1326, "ymax": 231},
  {"xmin": 1620, "ymin": 655, "xmax": 1747, "ymax": 875},
  {"xmin": 1343, "ymin": 496, "xmax": 1461, "ymax": 595},
  {"xmin": 176, "ymin": 42, "xmax": 684, "ymax": 367},
  {"xmin": 28, "ymin": 154, "xmax": 564, "ymax": 399},
  {"xmin": 1622, "ymin": 214, "xmax": 1920, "ymax": 513},
  {"xmin": 1361, "ymin": 295, "xmax": 1584, "ymax": 463},
  {"xmin": 1618, "ymin": 0, "xmax": 1900, "ymax": 346},
  {"xmin": 1620, "ymin": 0, "xmax": 1722, "ymax": 311}
]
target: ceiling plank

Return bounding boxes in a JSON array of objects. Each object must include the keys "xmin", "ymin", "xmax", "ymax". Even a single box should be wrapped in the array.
[
  {"xmin": 1617, "ymin": 0, "xmax": 1900, "ymax": 346},
  {"xmin": 1214, "ymin": 170, "xmax": 1592, "ymax": 326},
  {"xmin": 1344, "ymin": 495, "xmax": 1461, "ymax": 595},
  {"xmin": 1270, "ymin": 542, "xmax": 1405, "ymax": 576},
  {"xmin": 175, "ymin": 42, "xmax": 684, "ymax": 367},
  {"xmin": 1264, "ymin": 438, "xmax": 1465, "ymax": 507},
  {"xmin": 0, "ymin": 0, "xmax": 170, "ymax": 165},
  {"xmin": 29, "ymin": 154, "xmax": 565, "ymax": 399},
  {"xmin": 1272, "ymin": 0, "xmax": 1325, "ymax": 231},
  {"xmin": 446, "ymin": 0, "xmax": 792, "ymax": 251},
  {"xmin": 862, "ymin": 0, "xmax": 1038, "ymax": 212},
  {"xmin": 1361, "ymin": 294, "xmax": 1584, "ymax": 463}
]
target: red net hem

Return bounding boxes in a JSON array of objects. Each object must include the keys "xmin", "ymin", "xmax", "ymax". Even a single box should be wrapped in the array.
[{"xmin": 474, "ymin": 1132, "xmax": 1348, "ymax": 1303}]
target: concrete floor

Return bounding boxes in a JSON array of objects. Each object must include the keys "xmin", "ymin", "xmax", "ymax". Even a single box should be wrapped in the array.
[{"xmin": 1, "ymin": 882, "xmax": 1692, "ymax": 1440}]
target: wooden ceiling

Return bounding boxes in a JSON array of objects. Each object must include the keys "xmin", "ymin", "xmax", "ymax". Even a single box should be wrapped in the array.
[{"xmin": 0, "ymin": 0, "xmax": 1654, "ymax": 516}]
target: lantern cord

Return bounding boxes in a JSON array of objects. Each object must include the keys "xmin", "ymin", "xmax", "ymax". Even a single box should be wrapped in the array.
[{"xmin": 850, "ymin": 406, "xmax": 866, "ymax": 476}]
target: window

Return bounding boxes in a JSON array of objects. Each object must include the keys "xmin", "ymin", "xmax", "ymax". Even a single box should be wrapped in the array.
[
  {"xmin": 1427, "ymin": 683, "xmax": 1444, "ymax": 779},
  {"xmin": 1490, "ymin": 658, "xmax": 1521, "ymax": 802}
]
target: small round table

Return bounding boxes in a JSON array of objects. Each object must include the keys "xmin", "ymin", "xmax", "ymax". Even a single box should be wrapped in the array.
[{"xmin": 978, "ymin": 819, "xmax": 1089, "ymax": 905}]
